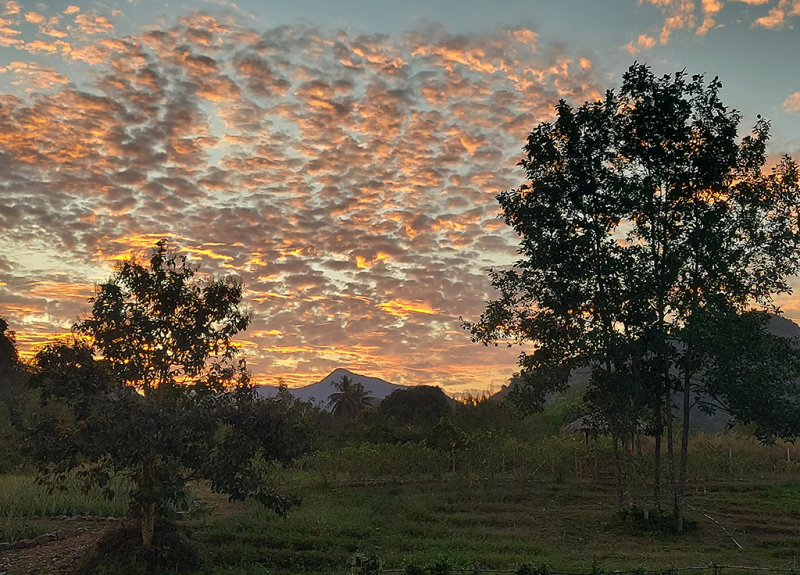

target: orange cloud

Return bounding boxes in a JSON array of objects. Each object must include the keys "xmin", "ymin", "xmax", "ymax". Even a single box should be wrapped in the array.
[
  {"xmin": 74, "ymin": 13, "xmax": 113, "ymax": 36},
  {"xmin": 28, "ymin": 280, "xmax": 94, "ymax": 302},
  {"xmin": 3, "ymin": 1, "xmax": 19, "ymax": 16},
  {"xmin": 697, "ymin": 0, "xmax": 723, "ymax": 34},
  {"xmin": 784, "ymin": 92, "xmax": 800, "ymax": 113},
  {"xmin": 0, "ymin": 18, "xmax": 22, "ymax": 47},
  {"xmin": 23, "ymin": 39, "xmax": 59, "ymax": 53},
  {"xmin": 752, "ymin": 0, "xmax": 800, "ymax": 28},
  {"xmin": 14, "ymin": 330, "xmax": 75, "ymax": 359},
  {"xmin": 180, "ymin": 247, "xmax": 234, "ymax": 262},
  {"xmin": 0, "ymin": 61, "xmax": 69, "ymax": 91},
  {"xmin": 638, "ymin": 0, "xmax": 800, "ymax": 38},
  {"xmin": 754, "ymin": 4, "xmax": 786, "ymax": 27},
  {"xmin": 378, "ymin": 299, "xmax": 439, "ymax": 318},
  {"xmin": 24, "ymin": 12, "xmax": 44, "ymax": 24}
]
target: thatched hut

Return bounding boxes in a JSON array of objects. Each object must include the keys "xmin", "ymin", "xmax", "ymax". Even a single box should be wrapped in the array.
[
  {"xmin": 560, "ymin": 414, "xmax": 607, "ymax": 444},
  {"xmin": 561, "ymin": 413, "xmax": 647, "ymax": 453}
]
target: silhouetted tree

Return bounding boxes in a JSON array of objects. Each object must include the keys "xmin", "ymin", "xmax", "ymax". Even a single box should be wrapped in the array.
[
  {"xmin": 379, "ymin": 385, "xmax": 451, "ymax": 425},
  {"xmin": 468, "ymin": 63, "xmax": 800, "ymax": 530},
  {"xmin": 0, "ymin": 317, "xmax": 30, "ymax": 471},
  {"xmin": 0, "ymin": 317, "xmax": 16, "ymax": 370},
  {"xmin": 328, "ymin": 375, "xmax": 373, "ymax": 420},
  {"xmin": 27, "ymin": 241, "xmax": 308, "ymax": 547}
]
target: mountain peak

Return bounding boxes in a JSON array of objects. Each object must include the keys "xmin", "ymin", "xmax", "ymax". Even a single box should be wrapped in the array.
[{"xmin": 255, "ymin": 368, "xmax": 408, "ymax": 409}]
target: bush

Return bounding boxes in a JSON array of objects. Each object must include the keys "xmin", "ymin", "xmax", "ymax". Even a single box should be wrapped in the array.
[
  {"xmin": 617, "ymin": 506, "xmax": 696, "ymax": 535},
  {"xmin": 516, "ymin": 563, "xmax": 551, "ymax": 575},
  {"xmin": 76, "ymin": 519, "xmax": 201, "ymax": 575}
]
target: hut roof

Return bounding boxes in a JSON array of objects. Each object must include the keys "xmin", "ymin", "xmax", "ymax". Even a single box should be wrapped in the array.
[
  {"xmin": 560, "ymin": 414, "xmax": 607, "ymax": 434},
  {"xmin": 560, "ymin": 414, "xmax": 648, "ymax": 435}
]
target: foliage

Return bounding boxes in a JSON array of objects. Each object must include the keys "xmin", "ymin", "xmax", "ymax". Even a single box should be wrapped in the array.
[
  {"xmin": 427, "ymin": 417, "xmax": 470, "ymax": 473},
  {"xmin": 467, "ymin": 62, "xmax": 800, "ymax": 527},
  {"xmin": 0, "ymin": 317, "xmax": 18, "ymax": 372},
  {"xmin": 0, "ymin": 317, "xmax": 32, "ymax": 472},
  {"xmin": 379, "ymin": 385, "xmax": 451, "ymax": 425},
  {"xmin": 543, "ymin": 384, "xmax": 590, "ymax": 434},
  {"xmin": 25, "ymin": 241, "xmax": 310, "ymax": 547},
  {"xmin": 1, "ymin": 515, "xmax": 37, "ymax": 544},
  {"xmin": 329, "ymin": 374, "xmax": 375, "ymax": 421},
  {"xmin": 365, "ymin": 385, "xmax": 454, "ymax": 444},
  {"xmin": 699, "ymin": 311, "xmax": 800, "ymax": 442},
  {"xmin": 616, "ymin": 506, "xmax": 692, "ymax": 535}
]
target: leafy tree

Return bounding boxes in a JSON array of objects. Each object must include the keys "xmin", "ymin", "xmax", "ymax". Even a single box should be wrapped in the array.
[
  {"xmin": 369, "ymin": 385, "xmax": 453, "ymax": 444},
  {"xmin": 328, "ymin": 374, "xmax": 374, "ymax": 421},
  {"xmin": 379, "ymin": 385, "xmax": 451, "ymax": 425},
  {"xmin": 27, "ymin": 241, "xmax": 309, "ymax": 547},
  {"xmin": 698, "ymin": 310, "xmax": 800, "ymax": 442},
  {"xmin": 615, "ymin": 65, "xmax": 800, "ymax": 530},
  {"xmin": 427, "ymin": 417, "xmax": 469, "ymax": 473},
  {"xmin": 0, "ymin": 317, "xmax": 17, "ymax": 371},
  {"xmin": 468, "ymin": 63, "xmax": 800, "ymax": 530},
  {"xmin": 0, "ymin": 317, "xmax": 31, "ymax": 471}
]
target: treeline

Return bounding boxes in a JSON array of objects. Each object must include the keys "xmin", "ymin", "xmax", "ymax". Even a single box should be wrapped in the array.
[{"xmin": 2, "ymin": 307, "xmax": 799, "ymax": 545}]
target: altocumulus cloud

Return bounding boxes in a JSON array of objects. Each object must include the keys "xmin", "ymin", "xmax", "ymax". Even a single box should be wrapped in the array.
[{"xmin": 0, "ymin": 9, "xmax": 605, "ymax": 392}]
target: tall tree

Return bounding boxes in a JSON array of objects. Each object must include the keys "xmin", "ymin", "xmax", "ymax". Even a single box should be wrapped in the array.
[
  {"xmin": 379, "ymin": 385, "xmax": 451, "ymax": 425},
  {"xmin": 466, "ymin": 82, "xmax": 650, "ymax": 510},
  {"xmin": 0, "ymin": 317, "xmax": 30, "ymax": 471},
  {"xmin": 28, "ymin": 241, "xmax": 309, "ymax": 547},
  {"xmin": 328, "ymin": 374, "xmax": 374, "ymax": 420},
  {"xmin": 468, "ymin": 63, "xmax": 800, "ymax": 530},
  {"xmin": 616, "ymin": 65, "xmax": 800, "ymax": 530},
  {"xmin": 0, "ymin": 317, "xmax": 17, "ymax": 371}
]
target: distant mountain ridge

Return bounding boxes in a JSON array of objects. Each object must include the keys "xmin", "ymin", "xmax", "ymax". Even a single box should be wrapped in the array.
[
  {"xmin": 254, "ymin": 368, "xmax": 408, "ymax": 410},
  {"xmin": 491, "ymin": 314, "xmax": 800, "ymax": 431}
]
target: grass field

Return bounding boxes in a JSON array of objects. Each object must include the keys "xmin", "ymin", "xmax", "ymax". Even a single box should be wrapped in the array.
[
  {"xmin": 2, "ymin": 433, "xmax": 799, "ymax": 574},
  {"xmin": 188, "ymin": 473, "xmax": 800, "ymax": 575}
]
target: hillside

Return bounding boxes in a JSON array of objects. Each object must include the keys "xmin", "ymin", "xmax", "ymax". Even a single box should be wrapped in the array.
[
  {"xmin": 254, "ymin": 368, "xmax": 407, "ymax": 409},
  {"xmin": 491, "ymin": 315, "xmax": 800, "ymax": 431}
]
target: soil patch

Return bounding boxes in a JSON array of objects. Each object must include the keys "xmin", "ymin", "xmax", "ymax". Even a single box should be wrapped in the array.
[{"xmin": 1, "ymin": 518, "xmax": 124, "ymax": 575}]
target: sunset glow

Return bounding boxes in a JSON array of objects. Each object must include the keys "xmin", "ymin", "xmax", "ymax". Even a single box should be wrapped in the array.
[{"xmin": 1, "ymin": 1, "xmax": 799, "ymax": 394}]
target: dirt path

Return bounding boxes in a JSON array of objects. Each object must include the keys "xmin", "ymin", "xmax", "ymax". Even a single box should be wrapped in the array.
[{"xmin": 1, "ymin": 518, "xmax": 124, "ymax": 575}]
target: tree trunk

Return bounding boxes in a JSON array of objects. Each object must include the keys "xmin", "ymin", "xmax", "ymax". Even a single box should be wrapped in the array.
[
  {"xmin": 141, "ymin": 457, "xmax": 155, "ymax": 547},
  {"xmin": 666, "ymin": 388, "xmax": 676, "ymax": 522},
  {"xmin": 141, "ymin": 502, "xmax": 155, "ymax": 547},
  {"xmin": 653, "ymin": 399, "xmax": 662, "ymax": 511},
  {"xmin": 675, "ymin": 370, "xmax": 692, "ymax": 533},
  {"xmin": 612, "ymin": 432, "xmax": 624, "ymax": 510}
]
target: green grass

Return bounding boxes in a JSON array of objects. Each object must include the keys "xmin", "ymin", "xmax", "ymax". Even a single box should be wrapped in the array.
[
  {"xmin": 2, "ymin": 432, "xmax": 799, "ymax": 574},
  {"xmin": 189, "ymin": 472, "xmax": 800, "ymax": 575},
  {"xmin": 0, "ymin": 473, "xmax": 131, "ymax": 544},
  {"xmin": 0, "ymin": 473, "xmax": 131, "ymax": 522},
  {"xmin": 185, "ymin": 431, "xmax": 800, "ymax": 575}
]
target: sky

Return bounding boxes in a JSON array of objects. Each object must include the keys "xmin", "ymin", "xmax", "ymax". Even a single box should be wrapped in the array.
[{"xmin": 1, "ymin": 0, "xmax": 799, "ymax": 395}]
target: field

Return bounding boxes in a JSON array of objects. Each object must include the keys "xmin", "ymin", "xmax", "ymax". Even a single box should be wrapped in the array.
[{"xmin": 2, "ymin": 432, "xmax": 800, "ymax": 575}]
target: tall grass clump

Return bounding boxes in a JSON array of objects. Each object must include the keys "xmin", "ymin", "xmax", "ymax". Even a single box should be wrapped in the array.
[{"xmin": 0, "ymin": 473, "xmax": 131, "ymax": 518}]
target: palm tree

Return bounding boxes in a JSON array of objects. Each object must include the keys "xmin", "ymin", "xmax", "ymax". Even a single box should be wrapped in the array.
[{"xmin": 328, "ymin": 375, "xmax": 374, "ymax": 420}]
